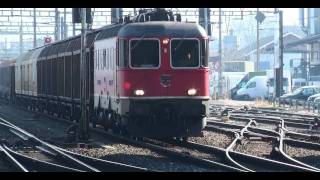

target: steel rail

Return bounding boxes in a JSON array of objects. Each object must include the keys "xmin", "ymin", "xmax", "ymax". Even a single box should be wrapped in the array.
[
  {"xmin": 0, "ymin": 144, "xmax": 28, "ymax": 172},
  {"xmin": 209, "ymin": 116, "xmax": 313, "ymax": 138},
  {"xmin": 207, "ymin": 119, "xmax": 320, "ymax": 149},
  {"xmin": 228, "ymin": 114, "xmax": 312, "ymax": 128},
  {"xmin": 0, "ymin": 104, "xmax": 238, "ymax": 172},
  {"xmin": 255, "ymin": 109, "xmax": 318, "ymax": 119},
  {"xmin": 1, "ymin": 144, "xmax": 83, "ymax": 172},
  {"xmin": 277, "ymin": 120, "xmax": 320, "ymax": 172},
  {"xmin": 180, "ymin": 140, "xmax": 313, "ymax": 172},
  {"xmin": 225, "ymin": 120, "xmax": 256, "ymax": 172},
  {"xmin": 54, "ymin": 146, "xmax": 151, "ymax": 172},
  {"xmin": 0, "ymin": 118, "xmax": 100, "ymax": 172},
  {"xmin": 207, "ymin": 119, "xmax": 320, "ymax": 171},
  {"xmin": 91, "ymin": 127, "xmax": 244, "ymax": 172}
]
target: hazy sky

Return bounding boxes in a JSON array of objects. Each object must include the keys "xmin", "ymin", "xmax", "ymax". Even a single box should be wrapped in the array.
[{"xmin": 281, "ymin": 8, "xmax": 299, "ymax": 25}]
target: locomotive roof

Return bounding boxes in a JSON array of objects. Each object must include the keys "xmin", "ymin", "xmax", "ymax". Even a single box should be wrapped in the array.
[
  {"xmin": 118, "ymin": 21, "xmax": 207, "ymax": 38},
  {"xmin": 13, "ymin": 21, "xmax": 207, "ymax": 62}
]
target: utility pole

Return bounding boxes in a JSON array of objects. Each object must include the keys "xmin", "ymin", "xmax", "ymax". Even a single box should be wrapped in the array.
[
  {"xmin": 33, "ymin": 8, "xmax": 37, "ymax": 48},
  {"xmin": 204, "ymin": 8, "xmax": 208, "ymax": 33},
  {"xmin": 20, "ymin": 9, "xmax": 23, "ymax": 55},
  {"xmin": 134, "ymin": 8, "xmax": 137, "ymax": 16},
  {"xmin": 4, "ymin": 38, "xmax": 7, "ymax": 58},
  {"xmin": 64, "ymin": 8, "xmax": 67, "ymax": 39},
  {"xmin": 111, "ymin": 8, "xmax": 123, "ymax": 24},
  {"xmin": 279, "ymin": 10, "xmax": 284, "ymax": 96},
  {"xmin": 19, "ymin": 21, "xmax": 23, "ymax": 54},
  {"xmin": 73, "ymin": 23, "xmax": 75, "ymax": 36},
  {"xmin": 275, "ymin": 10, "xmax": 283, "ymax": 97},
  {"xmin": 55, "ymin": 8, "xmax": 60, "ymax": 41},
  {"xmin": 60, "ymin": 17, "xmax": 64, "ymax": 39},
  {"xmin": 79, "ymin": 8, "xmax": 89, "ymax": 142},
  {"xmin": 256, "ymin": 8, "xmax": 260, "ymax": 72},
  {"xmin": 218, "ymin": 8, "xmax": 223, "ymax": 98}
]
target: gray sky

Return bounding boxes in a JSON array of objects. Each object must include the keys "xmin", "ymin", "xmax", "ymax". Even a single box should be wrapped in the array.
[
  {"xmin": 0, "ymin": 8, "xmax": 301, "ymax": 53},
  {"xmin": 281, "ymin": 8, "xmax": 299, "ymax": 25}
]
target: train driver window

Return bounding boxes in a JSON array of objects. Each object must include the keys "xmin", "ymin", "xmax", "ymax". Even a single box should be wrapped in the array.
[
  {"xmin": 130, "ymin": 39, "xmax": 160, "ymax": 68},
  {"xmin": 97, "ymin": 50, "xmax": 100, "ymax": 70},
  {"xmin": 106, "ymin": 49, "xmax": 109, "ymax": 69},
  {"xmin": 103, "ymin": 49, "xmax": 106, "ymax": 69},
  {"xmin": 201, "ymin": 39, "xmax": 209, "ymax": 67},
  {"xmin": 94, "ymin": 50, "xmax": 98, "ymax": 69},
  {"xmin": 111, "ymin": 48, "xmax": 114, "ymax": 69},
  {"xmin": 171, "ymin": 39, "xmax": 199, "ymax": 68},
  {"xmin": 107, "ymin": 48, "xmax": 110, "ymax": 69},
  {"xmin": 100, "ymin": 50, "xmax": 104, "ymax": 70},
  {"xmin": 119, "ymin": 39, "xmax": 129, "ymax": 68}
]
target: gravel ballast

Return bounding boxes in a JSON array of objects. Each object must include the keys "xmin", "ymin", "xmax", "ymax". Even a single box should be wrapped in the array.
[
  {"xmin": 66, "ymin": 141, "xmax": 215, "ymax": 172},
  {"xmin": 233, "ymin": 139, "xmax": 274, "ymax": 158},
  {"xmin": 286, "ymin": 145, "xmax": 320, "ymax": 168},
  {"xmin": 0, "ymin": 102, "xmax": 218, "ymax": 171},
  {"xmin": 189, "ymin": 130, "xmax": 233, "ymax": 149}
]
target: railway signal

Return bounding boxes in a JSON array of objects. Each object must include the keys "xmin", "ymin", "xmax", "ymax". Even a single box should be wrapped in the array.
[{"xmin": 255, "ymin": 11, "xmax": 266, "ymax": 23}]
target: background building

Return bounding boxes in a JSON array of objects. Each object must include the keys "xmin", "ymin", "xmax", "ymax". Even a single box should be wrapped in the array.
[{"xmin": 287, "ymin": 8, "xmax": 320, "ymax": 85}]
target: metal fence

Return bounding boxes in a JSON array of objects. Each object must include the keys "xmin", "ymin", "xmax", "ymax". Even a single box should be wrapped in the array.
[{"xmin": 268, "ymin": 97, "xmax": 320, "ymax": 114}]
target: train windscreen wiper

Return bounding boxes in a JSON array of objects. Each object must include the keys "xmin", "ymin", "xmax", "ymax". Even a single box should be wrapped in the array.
[
  {"xmin": 130, "ymin": 34, "xmax": 146, "ymax": 51},
  {"xmin": 172, "ymin": 30, "xmax": 187, "ymax": 52}
]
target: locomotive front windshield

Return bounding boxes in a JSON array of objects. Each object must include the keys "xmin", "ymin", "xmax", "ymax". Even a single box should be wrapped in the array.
[
  {"xmin": 130, "ymin": 39, "xmax": 160, "ymax": 68},
  {"xmin": 171, "ymin": 39, "xmax": 199, "ymax": 68}
]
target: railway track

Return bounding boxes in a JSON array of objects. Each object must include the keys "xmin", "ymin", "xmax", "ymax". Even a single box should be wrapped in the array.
[
  {"xmin": 0, "ymin": 116, "xmax": 149, "ymax": 172},
  {"xmin": 1, "ymin": 100, "xmax": 320, "ymax": 171},
  {"xmin": 1, "ymin": 101, "xmax": 245, "ymax": 171},
  {"xmin": 87, "ymin": 117, "xmax": 316, "ymax": 172},
  {"xmin": 206, "ymin": 118, "xmax": 320, "ymax": 172},
  {"xmin": 89, "ymin": 125, "xmax": 244, "ymax": 172},
  {"xmin": 0, "ymin": 101, "xmax": 236, "ymax": 171}
]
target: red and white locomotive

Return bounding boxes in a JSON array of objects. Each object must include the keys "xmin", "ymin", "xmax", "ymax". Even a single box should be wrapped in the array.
[{"xmin": 0, "ymin": 9, "xmax": 209, "ymax": 138}]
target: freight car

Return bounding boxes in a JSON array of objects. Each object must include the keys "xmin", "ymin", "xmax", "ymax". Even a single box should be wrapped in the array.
[{"xmin": 0, "ymin": 60, "xmax": 15, "ymax": 101}]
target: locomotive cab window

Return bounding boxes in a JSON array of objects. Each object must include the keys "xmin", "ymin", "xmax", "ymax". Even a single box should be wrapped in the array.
[
  {"xmin": 171, "ymin": 39, "xmax": 200, "ymax": 68},
  {"xmin": 103, "ymin": 49, "xmax": 106, "ymax": 69},
  {"xmin": 201, "ymin": 39, "xmax": 209, "ymax": 67},
  {"xmin": 119, "ymin": 39, "xmax": 129, "ymax": 68},
  {"xmin": 130, "ymin": 39, "xmax": 160, "ymax": 68}
]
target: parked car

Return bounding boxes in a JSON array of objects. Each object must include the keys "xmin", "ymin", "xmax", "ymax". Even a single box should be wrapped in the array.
[
  {"xmin": 307, "ymin": 93, "xmax": 320, "ymax": 102},
  {"xmin": 292, "ymin": 78, "xmax": 307, "ymax": 91},
  {"xmin": 235, "ymin": 76, "xmax": 268, "ymax": 100},
  {"xmin": 280, "ymin": 86, "xmax": 320, "ymax": 104},
  {"xmin": 314, "ymin": 96, "xmax": 320, "ymax": 104}
]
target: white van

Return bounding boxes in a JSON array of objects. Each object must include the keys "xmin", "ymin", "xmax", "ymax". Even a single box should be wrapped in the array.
[{"xmin": 236, "ymin": 76, "xmax": 268, "ymax": 100}]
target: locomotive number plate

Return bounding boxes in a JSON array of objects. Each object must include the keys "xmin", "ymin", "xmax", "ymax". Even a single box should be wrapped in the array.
[{"xmin": 160, "ymin": 74, "xmax": 171, "ymax": 87}]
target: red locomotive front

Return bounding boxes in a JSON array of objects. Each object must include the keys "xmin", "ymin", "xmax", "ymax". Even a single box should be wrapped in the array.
[{"xmin": 115, "ymin": 21, "xmax": 209, "ymax": 138}]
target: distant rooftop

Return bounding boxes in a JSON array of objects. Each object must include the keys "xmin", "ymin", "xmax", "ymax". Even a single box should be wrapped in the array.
[{"xmin": 239, "ymin": 25, "xmax": 307, "ymax": 56}]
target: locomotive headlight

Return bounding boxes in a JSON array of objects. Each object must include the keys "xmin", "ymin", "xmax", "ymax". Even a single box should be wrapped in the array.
[
  {"xmin": 134, "ymin": 89, "xmax": 145, "ymax": 96},
  {"xmin": 187, "ymin": 88, "xmax": 197, "ymax": 96},
  {"xmin": 162, "ymin": 38, "xmax": 169, "ymax": 45}
]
